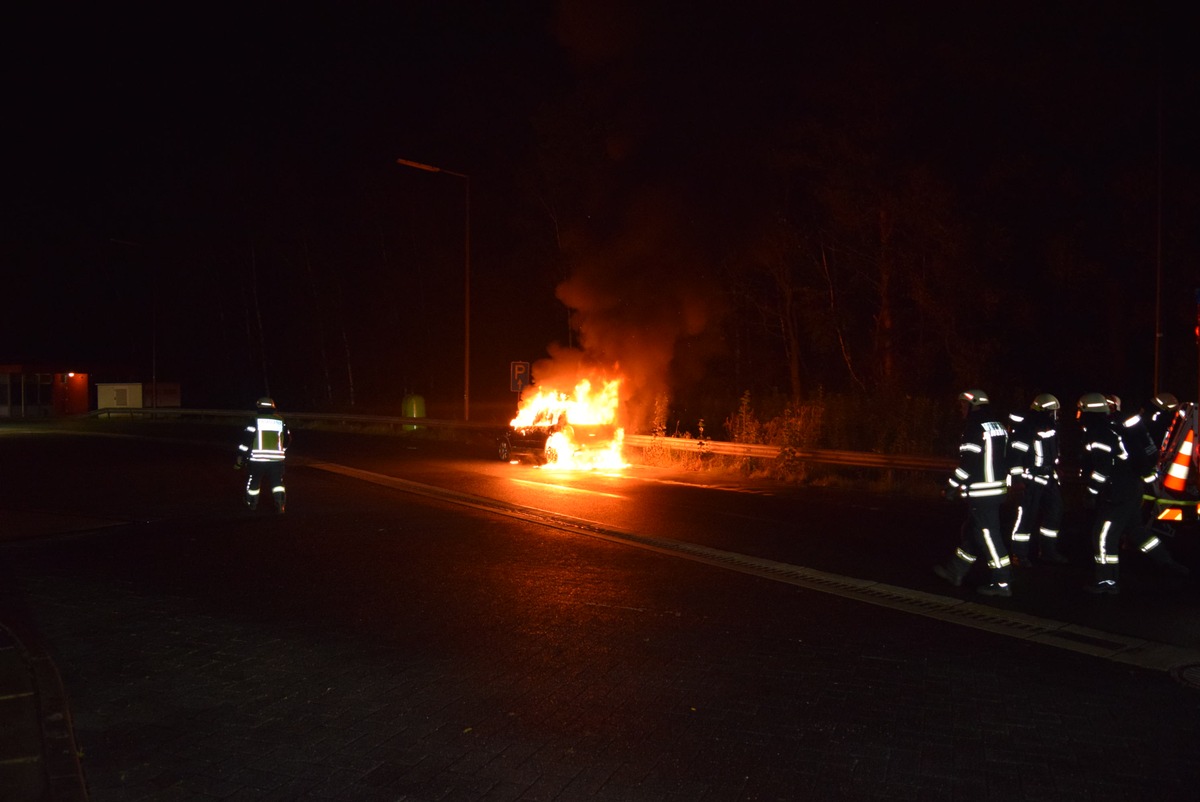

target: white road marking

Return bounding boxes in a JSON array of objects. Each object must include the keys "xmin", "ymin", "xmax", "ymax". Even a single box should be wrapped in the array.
[{"xmin": 309, "ymin": 461, "xmax": 1200, "ymax": 676}]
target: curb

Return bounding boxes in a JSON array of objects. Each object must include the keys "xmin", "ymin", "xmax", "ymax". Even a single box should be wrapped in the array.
[{"xmin": 0, "ymin": 621, "xmax": 88, "ymax": 802}]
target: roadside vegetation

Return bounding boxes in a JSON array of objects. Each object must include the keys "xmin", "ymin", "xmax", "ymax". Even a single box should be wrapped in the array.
[{"xmin": 634, "ymin": 390, "xmax": 959, "ymax": 495}]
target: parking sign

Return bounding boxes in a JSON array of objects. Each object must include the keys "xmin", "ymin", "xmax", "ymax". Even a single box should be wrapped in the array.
[{"xmin": 510, "ymin": 361, "xmax": 531, "ymax": 393}]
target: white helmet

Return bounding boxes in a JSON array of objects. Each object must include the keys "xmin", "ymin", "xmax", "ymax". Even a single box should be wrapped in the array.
[
  {"xmin": 1031, "ymin": 393, "xmax": 1060, "ymax": 411},
  {"xmin": 1153, "ymin": 393, "xmax": 1179, "ymax": 411},
  {"xmin": 1077, "ymin": 393, "xmax": 1109, "ymax": 413},
  {"xmin": 958, "ymin": 389, "xmax": 989, "ymax": 407},
  {"xmin": 256, "ymin": 397, "xmax": 276, "ymax": 410}
]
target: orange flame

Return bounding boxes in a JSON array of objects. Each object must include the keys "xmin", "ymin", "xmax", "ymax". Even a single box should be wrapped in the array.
[{"xmin": 511, "ymin": 379, "xmax": 627, "ymax": 469}]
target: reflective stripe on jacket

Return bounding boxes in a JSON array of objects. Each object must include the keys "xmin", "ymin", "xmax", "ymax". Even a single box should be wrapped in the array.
[
  {"xmin": 240, "ymin": 415, "xmax": 288, "ymax": 462},
  {"xmin": 1082, "ymin": 416, "xmax": 1143, "ymax": 501},
  {"xmin": 1008, "ymin": 409, "xmax": 1059, "ymax": 484},
  {"xmin": 949, "ymin": 414, "xmax": 1010, "ymax": 499}
]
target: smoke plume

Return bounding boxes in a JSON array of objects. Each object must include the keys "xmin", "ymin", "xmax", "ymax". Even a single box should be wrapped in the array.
[{"xmin": 528, "ymin": 186, "xmax": 727, "ymax": 432}]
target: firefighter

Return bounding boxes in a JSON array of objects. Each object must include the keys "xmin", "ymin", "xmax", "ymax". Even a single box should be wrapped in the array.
[
  {"xmin": 1077, "ymin": 393, "xmax": 1186, "ymax": 594},
  {"xmin": 934, "ymin": 389, "xmax": 1014, "ymax": 597},
  {"xmin": 235, "ymin": 397, "xmax": 291, "ymax": 513},
  {"xmin": 1007, "ymin": 393, "xmax": 1068, "ymax": 565},
  {"xmin": 1140, "ymin": 392, "xmax": 1191, "ymax": 566},
  {"xmin": 1145, "ymin": 392, "xmax": 1180, "ymax": 456}
]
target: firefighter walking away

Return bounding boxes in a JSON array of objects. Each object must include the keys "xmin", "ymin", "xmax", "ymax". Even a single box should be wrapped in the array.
[
  {"xmin": 1007, "ymin": 393, "xmax": 1069, "ymax": 566},
  {"xmin": 235, "ymin": 397, "xmax": 291, "ymax": 513},
  {"xmin": 934, "ymin": 389, "xmax": 1014, "ymax": 597}
]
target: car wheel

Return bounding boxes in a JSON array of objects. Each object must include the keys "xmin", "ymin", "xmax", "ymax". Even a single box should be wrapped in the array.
[{"xmin": 498, "ymin": 438, "xmax": 511, "ymax": 461}]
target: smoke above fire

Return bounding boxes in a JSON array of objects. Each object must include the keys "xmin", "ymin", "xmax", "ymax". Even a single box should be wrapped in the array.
[
  {"xmin": 525, "ymin": 187, "xmax": 727, "ymax": 433},
  {"xmin": 523, "ymin": 1, "xmax": 734, "ymax": 432}
]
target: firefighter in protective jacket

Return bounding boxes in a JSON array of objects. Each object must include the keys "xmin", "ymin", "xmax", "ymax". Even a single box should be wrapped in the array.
[
  {"xmin": 1145, "ymin": 392, "xmax": 1180, "ymax": 456},
  {"xmin": 1077, "ymin": 393, "xmax": 1186, "ymax": 594},
  {"xmin": 934, "ymin": 389, "xmax": 1014, "ymax": 597},
  {"xmin": 1007, "ymin": 393, "xmax": 1068, "ymax": 565},
  {"xmin": 236, "ymin": 397, "xmax": 291, "ymax": 513}
]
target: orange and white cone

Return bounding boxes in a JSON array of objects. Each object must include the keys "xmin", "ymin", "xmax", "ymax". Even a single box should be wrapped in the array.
[{"xmin": 1163, "ymin": 429, "xmax": 1194, "ymax": 493}]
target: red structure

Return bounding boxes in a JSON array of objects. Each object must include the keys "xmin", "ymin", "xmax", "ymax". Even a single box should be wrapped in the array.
[{"xmin": 0, "ymin": 364, "xmax": 91, "ymax": 418}]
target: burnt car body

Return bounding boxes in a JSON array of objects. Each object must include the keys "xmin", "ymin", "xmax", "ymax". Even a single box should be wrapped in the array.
[{"xmin": 497, "ymin": 422, "xmax": 617, "ymax": 465}]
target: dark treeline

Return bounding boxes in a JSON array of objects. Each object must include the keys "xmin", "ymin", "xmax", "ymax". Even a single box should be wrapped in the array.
[
  {"xmin": 516, "ymin": 3, "xmax": 1199, "ymax": 436},
  {"xmin": 5, "ymin": 3, "xmax": 1197, "ymax": 435}
]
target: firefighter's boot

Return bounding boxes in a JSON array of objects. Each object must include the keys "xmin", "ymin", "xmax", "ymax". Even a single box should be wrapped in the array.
[
  {"xmin": 933, "ymin": 560, "xmax": 967, "ymax": 588},
  {"xmin": 1039, "ymin": 539, "xmax": 1069, "ymax": 565},
  {"xmin": 1146, "ymin": 544, "xmax": 1189, "ymax": 576}
]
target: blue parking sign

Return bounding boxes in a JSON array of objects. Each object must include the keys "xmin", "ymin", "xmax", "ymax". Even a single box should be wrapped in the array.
[{"xmin": 510, "ymin": 361, "xmax": 531, "ymax": 393}]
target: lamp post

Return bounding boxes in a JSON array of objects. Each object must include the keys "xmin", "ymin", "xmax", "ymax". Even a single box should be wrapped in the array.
[
  {"xmin": 110, "ymin": 238, "xmax": 157, "ymax": 410},
  {"xmin": 396, "ymin": 157, "xmax": 471, "ymax": 421}
]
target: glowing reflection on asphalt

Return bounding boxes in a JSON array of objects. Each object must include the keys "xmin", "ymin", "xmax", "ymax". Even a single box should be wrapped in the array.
[{"xmin": 508, "ymin": 477, "xmax": 625, "ymax": 499}]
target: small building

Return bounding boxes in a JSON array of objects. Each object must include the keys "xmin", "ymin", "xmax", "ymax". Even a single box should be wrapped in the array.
[
  {"xmin": 92, "ymin": 382, "xmax": 183, "ymax": 412},
  {"xmin": 0, "ymin": 364, "xmax": 90, "ymax": 418},
  {"xmin": 0, "ymin": 363, "xmax": 180, "ymax": 418},
  {"xmin": 95, "ymin": 382, "xmax": 143, "ymax": 411}
]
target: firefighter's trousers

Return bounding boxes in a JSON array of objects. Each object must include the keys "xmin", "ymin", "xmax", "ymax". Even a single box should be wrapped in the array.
[
  {"xmin": 1010, "ymin": 479, "xmax": 1064, "ymax": 558},
  {"xmin": 950, "ymin": 496, "xmax": 1012, "ymax": 584},
  {"xmin": 1090, "ymin": 493, "xmax": 1142, "ymax": 583},
  {"xmin": 245, "ymin": 459, "xmax": 286, "ymax": 512}
]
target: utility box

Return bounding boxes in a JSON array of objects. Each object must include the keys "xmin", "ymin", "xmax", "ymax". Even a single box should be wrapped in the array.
[{"xmin": 96, "ymin": 383, "xmax": 144, "ymax": 410}]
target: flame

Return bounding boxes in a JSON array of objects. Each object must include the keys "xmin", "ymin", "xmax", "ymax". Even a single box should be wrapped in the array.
[
  {"xmin": 511, "ymin": 379, "xmax": 618, "ymax": 426},
  {"xmin": 510, "ymin": 378, "xmax": 627, "ymax": 469}
]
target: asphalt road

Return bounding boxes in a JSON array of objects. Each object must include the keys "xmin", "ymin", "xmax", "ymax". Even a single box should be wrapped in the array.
[{"xmin": 3, "ymin": 421, "xmax": 1200, "ymax": 801}]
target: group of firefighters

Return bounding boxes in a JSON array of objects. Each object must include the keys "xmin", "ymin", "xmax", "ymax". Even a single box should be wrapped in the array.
[
  {"xmin": 935, "ymin": 388, "xmax": 1198, "ymax": 597},
  {"xmin": 227, "ymin": 391, "xmax": 1199, "ymax": 589}
]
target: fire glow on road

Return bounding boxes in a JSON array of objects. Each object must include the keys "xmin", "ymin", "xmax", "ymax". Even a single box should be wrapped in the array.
[
  {"xmin": 508, "ymin": 477, "xmax": 625, "ymax": 499},
  {"xmin": 308, "ymin": 461, "xmax": 1200, "ymax": 677}
]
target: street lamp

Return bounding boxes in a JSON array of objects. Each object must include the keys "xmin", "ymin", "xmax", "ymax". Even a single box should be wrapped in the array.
[
  {"xmin": 396, "ymin": 157, "xmax": 471, "ymax": 421},
  {"xmin": 110, "ymin": 238, "xmax": 157, "ymax": 410}
]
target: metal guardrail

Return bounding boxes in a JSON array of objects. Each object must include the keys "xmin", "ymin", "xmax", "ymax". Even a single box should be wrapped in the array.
[
  {"xmin": 87, "ymin": 408, "xmax": 957, "ymax": 474},
  {"xmin": 624, "ymin": 434, "xmax": 956, "ymax": 473},
  {"xmin": 88, "ymin": 407, "xmax": 501, "ymax": 431}
]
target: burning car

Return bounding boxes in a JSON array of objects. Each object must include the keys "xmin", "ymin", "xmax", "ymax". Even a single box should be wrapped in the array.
[
  {"xmin": 497, "ymin": 418, "xmax": 620, "ymax": 466},
  {"xmin": 498, "ymin": 379, "xmax": 626, "ymax": 469}
]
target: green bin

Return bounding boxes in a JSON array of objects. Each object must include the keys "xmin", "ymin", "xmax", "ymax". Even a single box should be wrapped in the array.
[{"xmin": 402, "ymin": 394, "xmax": 426, "ymax": 432}]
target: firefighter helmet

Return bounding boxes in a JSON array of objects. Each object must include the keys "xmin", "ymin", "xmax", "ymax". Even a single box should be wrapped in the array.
[
  {"xmin": 256, "ymin": 397, "xmax": 276, "ymax": 410},
  {"xmin": 1077, "ymin": 393, "xmax": 1109, "ymax": 413},
  {"xmin": 1105, "ymin": 394, "xmax": 1121, "ymax": 412},
  {"xmin": 1031, "ymin": 393, "xmax": 1060, "ymax": 411},
  {"xmin": 958, "ymin": 389, "xmax": 989, "ymax": 407},
  {"xmin": 1153, "ymin": 392, "xmax": 1180, "ymax": 411}
]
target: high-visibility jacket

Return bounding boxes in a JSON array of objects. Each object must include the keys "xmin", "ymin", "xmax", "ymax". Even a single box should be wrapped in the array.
[
  {"xmin": 240, "ymin": 413, "xmax": 289, "ymax": 463},
  {"xmin": 949, "ymin": 408, "xmax": 1010, "ymax": 499},
  {"xmin": 1007, "ymin": 408, "xmax": 1059, "ymax": 485},
  {"xmin": 1081, "ymin": 415, "xmax": 1146, "ymax": 502},
  {"xmin": 1118, "ymin": 412, "xmax": 1159, "ymax": 485},
  {"xmin": 1146, "ymin": 405, "xmax": 1178, "ymax": 455}
]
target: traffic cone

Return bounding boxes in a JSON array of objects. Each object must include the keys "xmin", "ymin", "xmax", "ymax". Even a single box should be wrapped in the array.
[{"xmin": 1163, "ymin": 429, "xmax": 1194, "ymax": 493}]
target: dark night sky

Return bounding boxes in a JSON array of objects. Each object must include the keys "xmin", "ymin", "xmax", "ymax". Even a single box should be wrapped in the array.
[{"xmin": 4, "ymin": 2, "xmax": 1197, "ymax": 418}]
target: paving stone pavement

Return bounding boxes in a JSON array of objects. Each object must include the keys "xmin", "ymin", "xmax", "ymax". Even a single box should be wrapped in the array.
[
  {"xmin": 9, "ymin": 520, "xmax": 1200, "ymax": 802},
  {"xmin": 4, "ymin": 427, "xmax": 1200, "ymax": 801}
]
